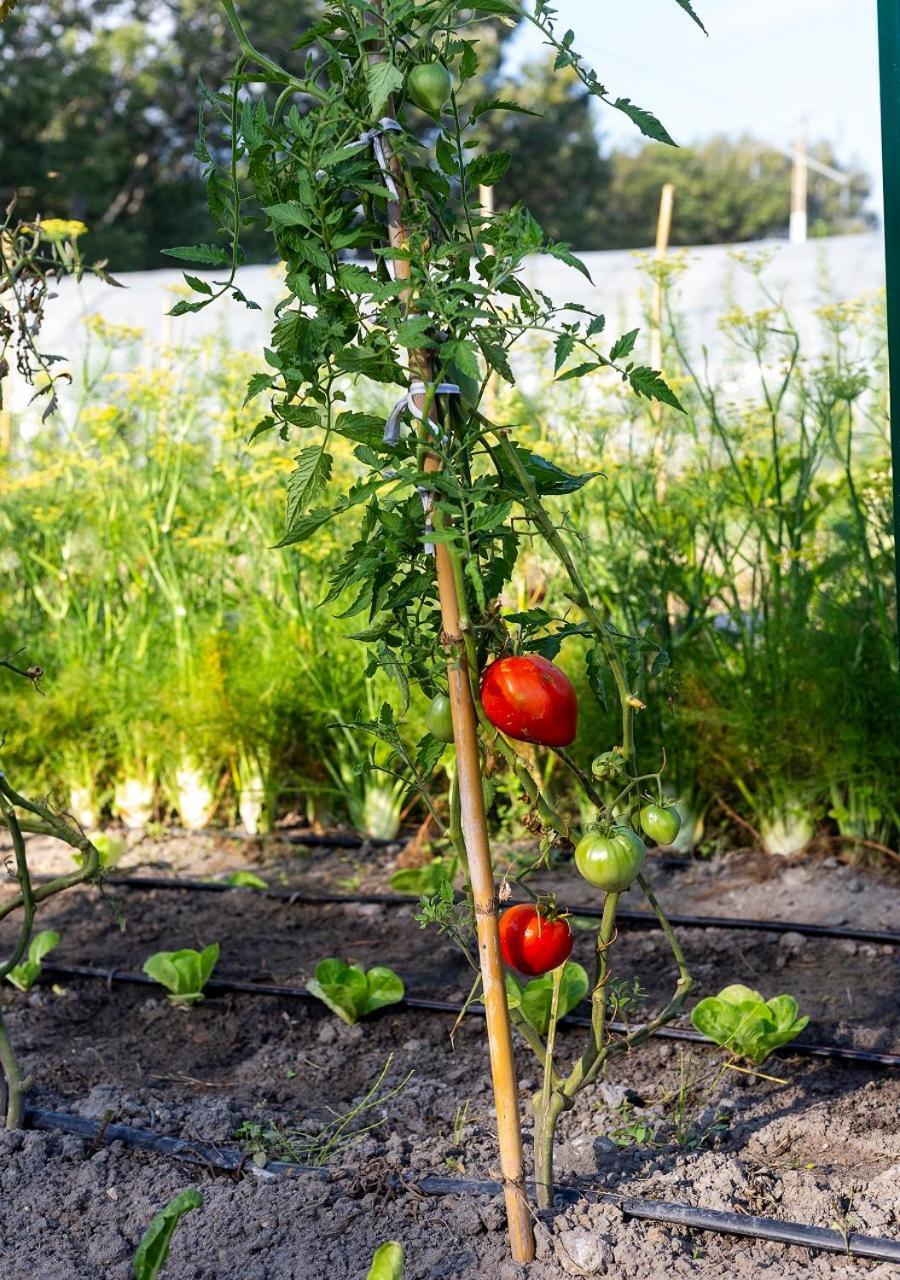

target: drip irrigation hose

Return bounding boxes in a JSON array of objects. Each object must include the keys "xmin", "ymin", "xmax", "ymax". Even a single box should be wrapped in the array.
[
  {"xmin": 23, "ymin": 1107, "xmax": 900, "ymax": 1264},
  {"xmin": 37, "ymin": 961, "xmax": 900, "ymax": 1068},
  {"xmin": 82, "ymin": 874, "xmax": 900, "ymax": 949}
]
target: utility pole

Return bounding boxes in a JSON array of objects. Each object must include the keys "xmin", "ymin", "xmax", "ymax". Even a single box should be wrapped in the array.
[{"xmin": 790, "ymin": 120, "xmax": 808, "ymax": 244}]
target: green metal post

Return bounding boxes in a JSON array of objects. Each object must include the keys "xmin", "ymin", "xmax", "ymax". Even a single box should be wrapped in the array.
[{"xmin": 878, "ymin": 0, "xmax": 900, "ymax": 633}]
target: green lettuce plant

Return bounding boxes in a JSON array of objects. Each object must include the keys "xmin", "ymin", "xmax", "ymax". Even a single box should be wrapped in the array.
[
  {"xmin": 132, "ymin": 1189, "xmax": 203, "ymax": 1280},
  {"xmin": 691, "ymin": 984, "xmax": 809, "ymax": 1065},
  {"xmin": 5, "ymin": 930, "xmax": 60, "ymax": 993},
  {"xmin": 307, "ymin": 958, "xmax": 404, "ymax": 1025},
  {"xmin": 505, "ymin": 961, "xmax": 588, "ymax": 1038},
  {"xmin": 142, "ymin": 943, "xmax": 220, "ymax": 1004},
  {"xmin": 367, "ymin": 1244, "xmax": 405, "ymax": 1280},
  {"xmin": 389, "ymin": 856, "xmax": 457, "ymax": 896}
]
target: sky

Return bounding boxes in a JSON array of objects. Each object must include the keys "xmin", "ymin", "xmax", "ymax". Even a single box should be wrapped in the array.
[{"xmin": 508, "ymin": 0, "xmax": 884, "ymax": 215}]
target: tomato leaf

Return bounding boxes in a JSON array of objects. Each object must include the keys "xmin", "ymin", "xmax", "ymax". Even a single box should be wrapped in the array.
[
  {"xmin": 585, "ymin": 647, "xmax": 609, "ymax": 712},
  {"xmin": 498, "ymin": 445, "xmax": 601, "ymax": 497},
  {"xmin": 609, "ymin": 328, "xmax": 639, "ymax": 362},
  {"xmin": 161, "ymin": 243, "xmax": 230, "ymax": 265},
  {"xmin": 627, "ymin": 366, "xmax": 684, "ymax": 411},
  {"xmin": 286, "ymin": 447, "xmax": 334, "ymax": 528},
  {"xmin": 471, "ymin": 97, "xmax": 542, "ymax": 121},
  {"xmin": 367, "ymin": 61, "xmax": 405, "ymax": 116},
  {"xmin": 610, "ymin": 98, "xmax": 676, "ymax": 146},
  {"xmin": 672, "ymin": 0, "xmax": 708, "ymax": 35},
  {"xmin": 468, "ymin": 151, "xmax": 511, "ymax": 187}
]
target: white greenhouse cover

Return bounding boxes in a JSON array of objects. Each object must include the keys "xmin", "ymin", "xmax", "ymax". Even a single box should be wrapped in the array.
[{"xmin": 8, "ymin": 230, "xmax": 886, "ymax": 422}]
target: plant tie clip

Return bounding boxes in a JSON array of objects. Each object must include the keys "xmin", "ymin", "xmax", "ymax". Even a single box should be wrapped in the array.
[{"xmin": 383, "ymin": 380, "xmax": 460, "ymax": 553}]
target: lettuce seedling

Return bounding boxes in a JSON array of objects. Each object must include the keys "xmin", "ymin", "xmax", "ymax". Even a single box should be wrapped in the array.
[
  {"xmin": 367, "ymin": 1243, "xmax": 405, "ymax": 1280},
  {"xmin": 73, "ymin": 831, "xmax": 125, "ymax": 869},
  {"xmin": 505, "ymin": 961, "xmax": 588, "ymax": 1037},
  {"xmin": 307, "ymin": 958, "xmax": 404, "ymax": 1024},
  {"xmin": 132, "ymin": 1188, "xmax": 203, "ymax": 1280},
  {"xmin": 6, "ymin": 930, "xmax": 60, "ymax": 992},
  {"xmin": 221, "ymin": 871, "xmax": 268, "ymax": 890},
  {"xmin": 389, "ymin": 856, "xmax": 457, "ymax": 896},
  {"xmin": 142, "ymin": 943, "xmax": 220, "ymax": 1004},
  {"xmin": 691, "ymin": 984, "xmax": 809, "ymax": 1065}
]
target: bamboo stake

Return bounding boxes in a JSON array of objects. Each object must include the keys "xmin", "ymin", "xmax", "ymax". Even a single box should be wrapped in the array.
[{"xmin": 369, "ymin": 12, "xmax": 534, "ymax": 1263}]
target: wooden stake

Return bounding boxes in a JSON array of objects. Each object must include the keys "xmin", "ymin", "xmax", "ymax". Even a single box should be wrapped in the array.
[
  {"xmin": 790, "ymin": 121, "xmax": 808, "ymax": 245},
  {"xmin": 368, "ymin": 12, "xmax": 534, "ymax": 1262},
  {"xmin": 650, "ymin": 182, "xmax": 675, "ymax": 426}
]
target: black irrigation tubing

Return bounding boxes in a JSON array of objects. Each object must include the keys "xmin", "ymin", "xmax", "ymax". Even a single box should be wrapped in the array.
[
  {"xmin": 23, "ymin": 1107, "xmax": 900, "ymax": 1264},
  {"xmin": 91, "ymin": 874, "xmax": 900, "ymax": 949},
  {"xmin": 37, "ymin": 961, "xmax": 900, "ymax": 1068}
]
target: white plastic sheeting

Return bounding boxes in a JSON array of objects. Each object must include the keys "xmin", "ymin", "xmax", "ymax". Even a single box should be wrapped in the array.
[{"xmin": 9, "ymin": 230, "xmax": 886, "ymax": 419}]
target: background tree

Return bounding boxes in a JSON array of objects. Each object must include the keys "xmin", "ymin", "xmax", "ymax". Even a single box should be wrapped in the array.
[
  {"xmin": 478, "ymin": 58, "xmax": 611, "ymax": 248},
  {"xmin": 0, "ymin": 0, "xmax": 324, "ymax": 268},
  {"xmin": 603, "ymin": 134, "xmax": 874, "ymax": 248}
]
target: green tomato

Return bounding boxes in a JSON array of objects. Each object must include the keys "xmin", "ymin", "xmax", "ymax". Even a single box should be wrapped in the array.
[
  {"xmin": 425, "ymin": 692, "xmax": 455, "ymax": 743},
  {"xmin": 590, "ymin": 749, "xmax": 626, "ymax": 782},
  {"xmin": 574, "ymin": 829, "xmax": 645, "ymax": 893},
  {"xmin": 407, "ymin": 62, "xmax": 453, "ymax": 114},
  {"xmin": 640, "ymin": 803, "xmax": 681, "ymax": 846}
]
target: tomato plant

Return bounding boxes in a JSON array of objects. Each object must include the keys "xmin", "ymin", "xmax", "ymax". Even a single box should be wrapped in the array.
[
  {"xmin": 175, "ymin": 0, "xmax": 708, "ymax": 1256},
  {"xmin": 0, "ymin": 657, "xmax": 104, "ymax": 1127},
  {"xmin": 499, "ymin": 903, "xmax": 573, "ymax": 976},
  {"xmin": 481, "ymin": 654, "xmax": 578, "ymax": 747}
]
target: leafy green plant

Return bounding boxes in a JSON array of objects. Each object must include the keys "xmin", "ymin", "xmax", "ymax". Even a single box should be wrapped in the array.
[
  {"xmin": 691, "ymin": 984, "xmax": 810, "ymax": 1065},
  {"xmin": 221, "ymin": 870, "xmax": 269, "ymax": 890},
  {"xmin": 73, "ymin": 831, "xmax": 125, "ymax": 870},
  {"xmin": 142, "ymin": 944, "xmax": 220, "ymax": 1005},
  {"xmin": 5, "ymin": 930, "xmax": 60, "ymax": 993},
  {"xmin": 132, "ymin": 1189, "xmax": 203, "ymax": 1280},
  {"xmin": 0, "ymin": 687, "xmax": 104, "ymax": 1127},
  {"xmin": 367, "ymin": 1243, "xmax": 405, "ymax": 1280},
  {"xmin": 389, "ymin": 856, "xmax": 457, "ymax": 896},
  {"xmin": 505, "ymin": 961, "xmax": 588, "ymax": 1038},
  {"xmin": 236, "ymin": 1053, "xmax": 411, "ymax": 1165},
  {"xmin": 306, "ymin": 958, "xmax": 404, "ymax": 1025}
]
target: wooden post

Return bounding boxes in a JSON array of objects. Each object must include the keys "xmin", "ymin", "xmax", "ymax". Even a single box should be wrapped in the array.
[
  {"xmin": 370, "ymin": 10, "xmax": 535, "ymax": 1263},
  {"xmin": 790, "ymin": 122, "xmax": 808, "ymax": 245},
  {"xmin": 649, "ymin": 182, "xmax": 675, "ymax": 425}
]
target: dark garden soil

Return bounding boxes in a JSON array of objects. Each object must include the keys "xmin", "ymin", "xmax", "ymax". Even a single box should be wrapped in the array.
[{"xmin": 0, "ymin": 831, "xmax": 898, "ymax": 1279}]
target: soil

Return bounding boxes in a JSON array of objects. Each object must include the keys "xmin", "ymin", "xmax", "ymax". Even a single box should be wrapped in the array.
[{"xmin": 0, "ymin": 830, "xmax": 898, "ymax": 1280}]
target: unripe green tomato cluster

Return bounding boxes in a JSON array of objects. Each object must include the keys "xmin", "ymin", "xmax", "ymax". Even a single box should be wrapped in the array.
[{"xmin": 574, "ymin": 825, "xmax": 646, "ymax": 893}]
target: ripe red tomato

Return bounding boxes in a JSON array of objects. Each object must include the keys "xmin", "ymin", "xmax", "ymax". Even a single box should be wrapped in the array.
[
  {"xmin": 499, "ymin": 903, "xmax": 573, "ymax": 976},
  {"xmin": 480, "ymin": 655, "xmax": 578, "ymax": 747}
]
